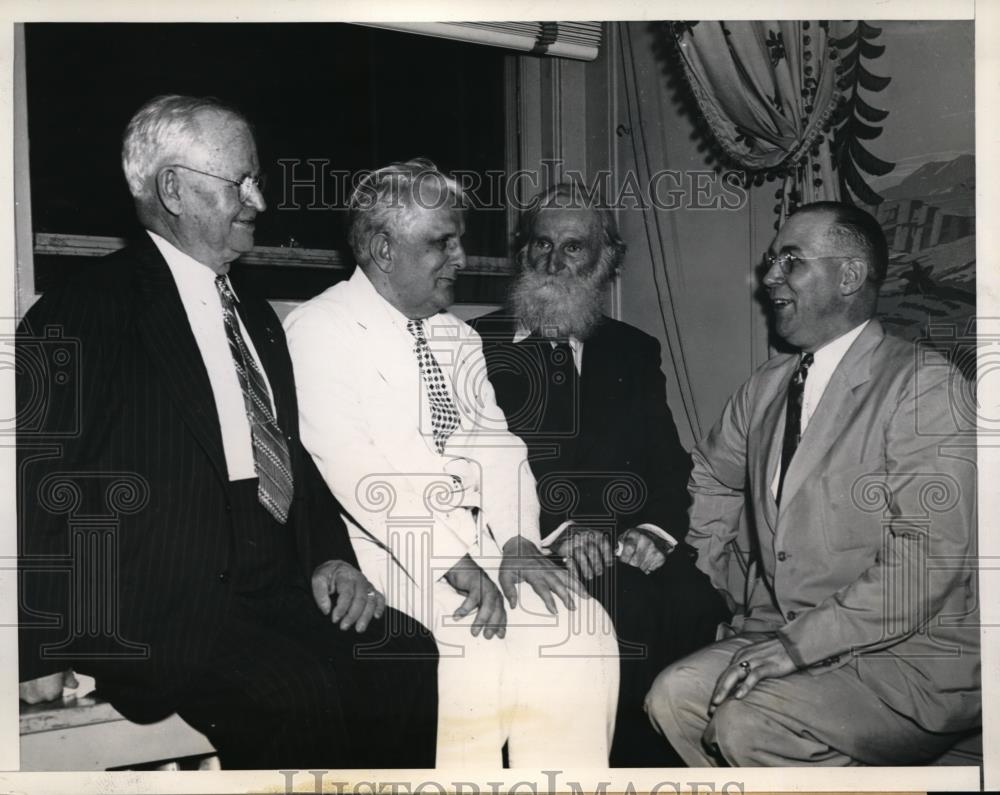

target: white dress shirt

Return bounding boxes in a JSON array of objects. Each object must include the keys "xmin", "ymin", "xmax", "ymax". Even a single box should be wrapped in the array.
[
  {"xmin": 149, "ymin": 230, "xmax": 274, "ymax": 481},
  {"xmin": 770, "ymin": 320, "xmax": 870, "ymax": 498},
  {"xmin": 512, "ymin": 323, "xmax": 585, "ymax": 373}
]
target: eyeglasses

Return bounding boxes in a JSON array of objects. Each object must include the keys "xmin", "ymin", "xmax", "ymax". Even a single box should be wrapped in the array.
[
  {"xmin": 763, "ymin": 252, "xmax": 850, "ymax": 274},
  {"xmin": 166, "ymin": 163, "xmax": 266, "ymax": 204}
]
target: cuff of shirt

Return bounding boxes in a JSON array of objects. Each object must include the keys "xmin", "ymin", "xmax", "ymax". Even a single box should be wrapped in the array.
[
  {"xmin": 632, "ymin": 523, "xmax": 679, "ymax": 553},
  {"xmin": 541, "ymin": 521, "xmax": 679, "ymax": 553},
  {"xmin": 541, "ymin": 520, "xmax": 576, "ymax": 550}
]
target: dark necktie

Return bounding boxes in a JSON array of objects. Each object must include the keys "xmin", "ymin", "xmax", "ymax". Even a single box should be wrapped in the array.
[
  {"xmin": 407, "ymin": 318, "xmax": 460, "ymax": 455},
  {"xmin": 776, "ymin": 352, "xmax": 814, "ymax": 505},
  {"xmin": 547, "ymin": 339, "xmax": 577, "ymax": 422},
  {"xmin": 215, "ymin": 276, "xmax": 294, "ymax": 523}
]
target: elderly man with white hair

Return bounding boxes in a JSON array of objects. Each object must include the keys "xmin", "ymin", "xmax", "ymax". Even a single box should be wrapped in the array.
[
  {"xmin": 17, "ymin": 95, "xmax": 438, "ymax": 769},
  {"xmin": 285, "ymin": 159, "xmax": 620, "ymax": 768}
]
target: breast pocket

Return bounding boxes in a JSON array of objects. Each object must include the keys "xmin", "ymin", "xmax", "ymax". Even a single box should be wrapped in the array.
[{"xmin": 818, "ymin": 460, "xmax": 887, "ymax": 552}]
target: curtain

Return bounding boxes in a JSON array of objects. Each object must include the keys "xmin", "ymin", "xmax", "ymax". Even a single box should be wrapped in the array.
[{"xmin": 672, "ymin": 21, "xmax": 850, "ymax": 219}]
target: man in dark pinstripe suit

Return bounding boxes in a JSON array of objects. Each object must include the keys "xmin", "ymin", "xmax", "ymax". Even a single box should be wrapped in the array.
[{"xmin": 17, "ymin": 95, "xmax": 438, "ymax": 769}]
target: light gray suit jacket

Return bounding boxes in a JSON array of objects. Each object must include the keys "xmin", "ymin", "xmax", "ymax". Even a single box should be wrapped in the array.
[{"xmin": 689, "ymin": 319, "xmax": 979, "ymax": 734}]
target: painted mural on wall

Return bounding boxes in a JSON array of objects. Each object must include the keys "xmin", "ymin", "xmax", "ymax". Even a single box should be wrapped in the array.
[
  {"xmin": 870, "ymin": 154, "xmax": 975, "ymax": 343},
  {"xmin": 858, "ymin": 21, "xmax": 975, "ymax": 350}
]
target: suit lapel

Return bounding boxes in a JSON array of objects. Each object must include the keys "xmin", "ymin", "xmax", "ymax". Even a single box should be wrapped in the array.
[
  {"xmin": 573, "ymin": 324, "xmax": 615, "ymax": 463},
  {"xmin": 132, "ymin": 238, "xmax": 228, "ymax": 485},
  {"xmin": 753, "ymin": 362, "xmax": 794, "ymax": 533},
  {"xmin": 777, "ymin": 322, "xmax": 882, "ymax": 509},
  {"xmin": 345, "ymin": 271, "xmax": 417, "ymax": 393}
]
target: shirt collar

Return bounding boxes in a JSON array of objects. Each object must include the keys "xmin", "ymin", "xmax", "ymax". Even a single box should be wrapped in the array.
[
  {"xmin": 810, "ymin": 320, "xmax": 870, "ymax": 368},
  {"xmin": 147, "ymin": 230, "xmax": 235, "ymax": 299},
  {"xmin": 351, "ymin": 266, "xmax": 431, "ymax": 331},
  {"xmin": 513, "ymin": 321, "xmax": 580, "ymax": 347}
]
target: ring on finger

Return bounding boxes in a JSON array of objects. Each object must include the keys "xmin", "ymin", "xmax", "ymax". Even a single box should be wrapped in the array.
[{"xmin": 739, "ymin": 660, "xmax": 752, "ymax": 675}]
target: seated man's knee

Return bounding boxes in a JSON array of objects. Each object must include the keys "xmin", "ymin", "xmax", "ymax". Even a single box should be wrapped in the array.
[
  {"xmin": 387, "ymin": 609, "xmax": 438, "ymax": 654},
  {"xmin": 709, "ymin": 697, "xmax": 767, "ymax": 766},
  {"xmin": 353, "ymin": 607, "xmax": 439, "ymax": 668},
  {"xmin": 644, "ymin": 659, "xmax": 700, "ymax": 727}
]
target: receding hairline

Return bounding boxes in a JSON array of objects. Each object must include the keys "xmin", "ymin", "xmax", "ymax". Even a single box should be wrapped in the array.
[
  {"xmin": 531, "ymin": 204, "xmax": 609, "ymax": 239},
  {"xmin": 823, "ymin": 208, "xmax": 875, "ymax": 258},
  {"xmin": 186, "ymin": 107, "xmax": 252, "ymax": 145}
]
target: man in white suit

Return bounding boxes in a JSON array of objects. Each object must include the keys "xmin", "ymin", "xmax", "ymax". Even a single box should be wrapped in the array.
[
  {"xmin": 645, "ymin": 201, "xmax": 979, "ymax": 765},
  {"xmin": 285, "ymin": 159, "xmax": 618, "ymax": 768}
]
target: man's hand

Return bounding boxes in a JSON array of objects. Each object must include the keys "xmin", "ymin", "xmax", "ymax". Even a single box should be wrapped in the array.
[
  {"xmin": 311, "ymin": 559, "xmax": 385, "ymax": 633},
  {"xmin": 554, "ymin": 527, "xmax": 613, "ymax": 581},
  {"xmin": 444, "ymin": 554, "xmax": 507, "ymax": 639},
  {"xmin": 617, "ymin": 527, "xmax": 670, "ymax": 574},
  {"xmin": 708, "ymin": 635, "xmax": 798, "ymax": 714},
  {"xmin": 499, "ymin": 536, "xmax": 579, "ymax": 614},
  {"xmin": 19, "ymin": 670, "xmax": 77, "ymax": 704}
]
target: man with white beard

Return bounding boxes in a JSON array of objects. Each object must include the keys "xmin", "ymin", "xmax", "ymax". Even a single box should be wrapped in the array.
[{"xmin": 472, "ymin": 183, "xmax": 729, "ymax": 766}]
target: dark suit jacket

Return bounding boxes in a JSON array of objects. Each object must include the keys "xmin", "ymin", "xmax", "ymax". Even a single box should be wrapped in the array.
[
  {"xmin": 472, "ymin": 311, "xmax": 692, "ymax": 543},
  {"xmin": 17, "ymin": 234, "xmax": 355, "ymax": 715}
]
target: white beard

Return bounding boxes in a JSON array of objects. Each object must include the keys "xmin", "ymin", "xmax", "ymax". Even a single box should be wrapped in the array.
[{"xmin": 509, "ymin": 254, "xmax": 613, "ymax": 340}]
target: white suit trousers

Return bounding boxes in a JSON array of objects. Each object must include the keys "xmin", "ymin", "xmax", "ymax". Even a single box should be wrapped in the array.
[{"xmin": 356, "ymin": 537, "xmax": 620, "ymax": 769}]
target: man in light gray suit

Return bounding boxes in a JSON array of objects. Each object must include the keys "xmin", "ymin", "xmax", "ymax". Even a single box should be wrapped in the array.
[{"xmin": 645, "ymin": 201, "xmax": 979, "ymax": 765}]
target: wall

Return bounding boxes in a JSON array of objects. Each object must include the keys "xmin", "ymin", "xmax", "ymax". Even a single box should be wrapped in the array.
[
  {"xmin": 527, "ymin": 22, "xmax": 775, "ymax": 449},
  {"xmin": 612, "ymin": 21, "xmax": 775, "ymax": 447}
]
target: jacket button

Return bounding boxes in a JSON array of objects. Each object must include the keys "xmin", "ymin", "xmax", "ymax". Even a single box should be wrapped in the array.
[
  {"xmin": 217, "ymin": 570, "xmax": 230, "ymax": 583},
  {"xmin": 224, "ymin": 502, "xmax": 232, "ymax": 513},
  {"xmin": 777, "ymin": 551, "xmax": 787, "ymax": 561},
  {"xmin": 787, "ymin": 610, "xmax": 797, "ymax": 620}
]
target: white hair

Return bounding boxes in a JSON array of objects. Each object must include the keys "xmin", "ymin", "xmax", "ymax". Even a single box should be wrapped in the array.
[
  {"xmin": 121, "ymin": 94, "xmax": 246, "ymax": 200},
  {"xmin": 347, "ymin": 158, "xmax": 465, "ymax": 269}
]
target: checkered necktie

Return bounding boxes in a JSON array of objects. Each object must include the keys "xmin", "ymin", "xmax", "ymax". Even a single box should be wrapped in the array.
[
  {"xmin": 407, "ymin": 318, "xmax": 460, "ymax": 454},
  {"xmin": 215, "ymin": 276, "xmax": 294, "ymax": 523},
  {"xmin": 776, "ymin": 352, "xmax": 814, "ymax": 505}
]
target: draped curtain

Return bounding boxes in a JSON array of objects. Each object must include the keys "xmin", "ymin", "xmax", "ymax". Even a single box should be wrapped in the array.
[
  {"xmin": 673, "ymin": 21, "xmax": 851, "ymax": 219},
  {"xmin": 616, "ymin": 21, "xmax": 855, "ymax": 444}
]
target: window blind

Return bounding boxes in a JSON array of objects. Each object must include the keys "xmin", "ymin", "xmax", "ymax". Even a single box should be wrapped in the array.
[{"xmin": 360, "ymin": 22, "xmax": 602, "ymax": 61}]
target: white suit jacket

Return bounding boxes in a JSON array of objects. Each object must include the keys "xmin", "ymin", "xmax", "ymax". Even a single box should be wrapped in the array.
[
  {"xmin": 284, "ymin": 268, "xmax": 541, "ymax": 590},
  {"xmin": 689, "ymin": 319, "xmax": 979, "ymax": 734}
]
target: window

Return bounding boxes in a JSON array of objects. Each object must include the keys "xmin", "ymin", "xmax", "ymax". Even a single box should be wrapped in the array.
[{"xmin": 24, "ymin": 23, "xmax": 513, "ymax": 304}]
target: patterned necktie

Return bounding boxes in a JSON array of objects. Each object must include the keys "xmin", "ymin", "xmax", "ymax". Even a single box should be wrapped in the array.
[
  {"xmin": 407, "ymin": 318, "xmax": 460, "ymax": 455},
  {"xmin": 776, "ymin": 352, "xmax": 814, "ymax": 505},
  {"xmin": 215, "ymin": 276, "xmax": 294, "ymax": 523}
]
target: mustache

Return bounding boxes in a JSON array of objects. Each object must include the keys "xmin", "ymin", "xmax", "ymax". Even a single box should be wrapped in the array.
[{"xmin": 509, "ymin": 261, "xmax": 612, "ymax": 339}]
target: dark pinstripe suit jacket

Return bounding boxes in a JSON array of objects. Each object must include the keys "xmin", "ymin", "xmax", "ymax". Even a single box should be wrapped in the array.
[{"xmin": 17, "ymin": 234, "xmax": 354, "ymax": 715}]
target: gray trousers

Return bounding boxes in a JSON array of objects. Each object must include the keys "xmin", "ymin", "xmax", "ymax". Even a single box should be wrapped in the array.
[{"xmin": 645, "ymin": 636, "xmax": 962, "ymax": 766}]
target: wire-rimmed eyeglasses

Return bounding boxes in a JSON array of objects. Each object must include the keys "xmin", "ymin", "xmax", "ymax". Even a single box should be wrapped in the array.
[
  {"xmin": 166, "ymin": 163, "xmax": 266, "ymax": 204},
  {"xmin": 763, "ymin": 252, "xmax": 851, "ymax": 275}
]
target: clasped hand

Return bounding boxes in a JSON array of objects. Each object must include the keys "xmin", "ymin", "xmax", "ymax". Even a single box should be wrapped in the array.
[{"xmin": 555, "ymin": 525, "xmax": 669, "ymax": 580}]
